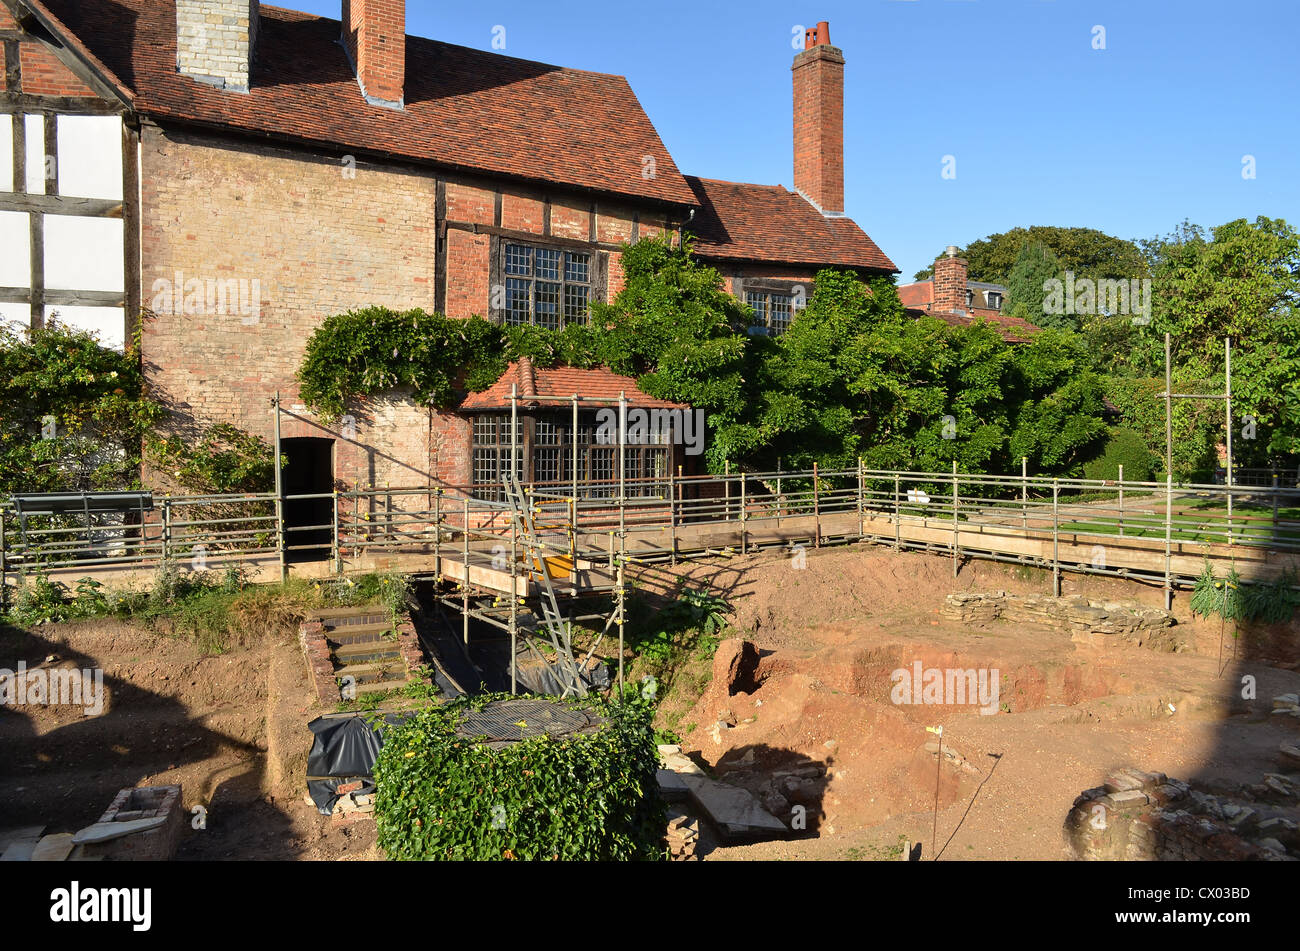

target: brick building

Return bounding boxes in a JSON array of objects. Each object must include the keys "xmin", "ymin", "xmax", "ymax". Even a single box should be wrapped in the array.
[
  {"xmin": 1, "ymin": 0, "xmax": 896, "ymax": 507},
  {"xmin": 897, "ymin": 247, "xmax": 1039, "ymax": 342}
]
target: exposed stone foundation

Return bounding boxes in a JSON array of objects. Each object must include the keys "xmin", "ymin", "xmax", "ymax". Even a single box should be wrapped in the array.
[
  {"xmin": 942, "ymin": 592, "xmax": 1179, "ymax": 648},
  {"xmin": 1067, "ymin": 766, "xmax": 1300, "ymax": 861}
]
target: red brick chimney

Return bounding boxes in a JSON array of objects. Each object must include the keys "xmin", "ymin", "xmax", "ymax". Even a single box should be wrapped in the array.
[
  {"xmin": 932, "ymin": 246, "xmax": 969, "ymax": 314},
  {"xmin": 341, "ymin": 0, "xmax": 405, "ymax": 109},
  {"xmin": 792, "ymin": 20, "xmax": 844, "ymax": 216}
]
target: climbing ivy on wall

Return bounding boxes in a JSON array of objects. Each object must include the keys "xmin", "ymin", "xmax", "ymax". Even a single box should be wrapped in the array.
[
  {"xmin": 296, "ymin": 306, "xmax": 509, "ymax": 420},
  {"xmin": 295, "ymin": 234, "xmax": 1114, "ymax": 478}
]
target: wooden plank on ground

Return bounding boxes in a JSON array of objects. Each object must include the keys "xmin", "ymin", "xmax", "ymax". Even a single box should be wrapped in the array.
[{"xmin": 31, "ymin": 833, "xmax": 75, "ymax": 862}]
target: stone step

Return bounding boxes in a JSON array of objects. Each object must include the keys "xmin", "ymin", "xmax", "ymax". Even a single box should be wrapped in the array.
[
  {"xmin": 332, "ymin": 639, "xmax": 401, "ymax": 661},
  {"xmin": 31, "ymin": 833, "xmax": 76, "ymax": 862},
  {"xmin": 326, "ymin": 622, "xmax": 395, "ymax": 645},
  {"xmin": 336, "ymin": 661, "xmax": 406, "ymax": 684},
  {"xmin": 0, "ymin": 825, "xmax": 45, "ymax": 861},
  {"xmin": 355, "ymin": 677, "xmax": 419, "ymax": 697},
  {"xmin": 305, "ymin": 605, "xmax": 389, "ymax": 622}
]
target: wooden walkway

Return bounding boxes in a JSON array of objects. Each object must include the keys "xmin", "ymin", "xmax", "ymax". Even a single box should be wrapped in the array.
[{"xmin": 5, "ymin": 471, "xmax": 1299, "ymax": 606}]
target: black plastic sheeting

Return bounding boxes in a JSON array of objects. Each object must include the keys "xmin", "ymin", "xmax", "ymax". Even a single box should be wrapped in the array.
[
  {"xmin": 514, "ymin": 658, "xmax": 612, "ymax": 697},
  {"xmin": 305, "ymin": 712, "xmax": 407, "ymax": 815}
]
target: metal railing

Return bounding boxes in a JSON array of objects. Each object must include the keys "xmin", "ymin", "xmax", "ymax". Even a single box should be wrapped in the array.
[{"xmin": 4, "ymin": 464, "xmax": 1299, "ymax": 608}]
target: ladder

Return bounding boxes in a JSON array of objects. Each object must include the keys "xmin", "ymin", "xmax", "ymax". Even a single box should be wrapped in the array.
[{"xmin": 502, "ymin": 476, "xmax": 588, "ymax": 697}]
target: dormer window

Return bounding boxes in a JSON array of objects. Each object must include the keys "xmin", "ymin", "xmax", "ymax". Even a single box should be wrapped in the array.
[
  {"xmin": 965, "ymin": 289, "xmax": 974, "ymax": 309},
  {"xmin": 987, "ymin": 291, "xmax": 1003, "ymax": 311}
]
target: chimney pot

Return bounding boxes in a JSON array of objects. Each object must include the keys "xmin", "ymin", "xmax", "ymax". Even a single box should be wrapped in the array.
[{"xmin": 804, "ymin": 21, "xmax": 831, "ymax": 50}]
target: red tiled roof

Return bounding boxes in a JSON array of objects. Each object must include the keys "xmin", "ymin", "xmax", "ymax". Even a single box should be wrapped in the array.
[
  {"xmin": 896, "ymin": 282, "xmax": 932, "ymax": 308},
  {"xmin": 460, "ymin": 358, "xmax": 688, "ymax": 411},
  {"xmin": 896, "ymin": 278, "xmax": 1040, "ymax": 343},
  {"xmin": 683, "ymin": 176, "xmax": 897, "ymax": 273},
  {"xmin": 37, "ymin": 0, "xmax": 696, "ymax": 207}
]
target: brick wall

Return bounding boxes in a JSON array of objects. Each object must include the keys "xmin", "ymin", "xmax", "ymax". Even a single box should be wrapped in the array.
[
  {"xmin": 16, "ymin": 39, "xmax": 98, "ymax": 97},
  {"xmin": 138, "ymin": 123, "xmax": 659, "ymax": 493},
  {"xmin": 84, "ymin": 785, "xmax": 186, "ymax": 861},
  {"xmin": 792, "ymin": 43, "xmax": 845, "ymax": 215},
  {"xmin": 140, "ymin": 123, "xmax": 437, "ymax": 489},
  {"xmin": 932, "ymin": 253, "xmax": 968, "ymax": 314}
]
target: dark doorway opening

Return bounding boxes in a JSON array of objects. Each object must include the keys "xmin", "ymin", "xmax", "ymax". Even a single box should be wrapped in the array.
[{"xmin": 281, "ymin": 437, "xmax": 334, "ymax": 563}]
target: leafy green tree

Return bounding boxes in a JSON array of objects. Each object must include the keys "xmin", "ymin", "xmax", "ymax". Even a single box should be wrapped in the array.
[
  {"xmin": 588, "ymin": 235, "xmax": 752, "ymax": 469},
  {"xmin": 1004, "ymin": 329, "xmax": 1109, "ymax": 473},
  {"xmin": 1135, "ymin": 216, "xmax": 1300, "ymax": 463},
  {"xmin": 1005, "ymin": 241, "xmax": 1069, "ymax": 328},
  {"xmin": 915, "ymin": 226, "xmax": 1147, "ymax": 286},
  {"xmin": 0, "ymin": 320, "xmax": 162, "ymax": 493},
  {"xmin": 1137, "ymin": 216, "xmax": 1299, "ymax": 372}
]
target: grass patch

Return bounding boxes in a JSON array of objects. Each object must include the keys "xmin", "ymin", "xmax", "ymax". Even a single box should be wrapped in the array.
[
  {"xmin": 843, "ymin": 835, "xmax": 909, "ymax": 861},
  {"xmin": 2, "ymin": 564, "xmax": 414, "ymax": 655},
  {"xmin": 1059, "ymin": 504, "xmax": 1300, "ymax": 546},
  {"xmin": 618, "ymin": 585, "xmax": 731, "ymax": 739}
]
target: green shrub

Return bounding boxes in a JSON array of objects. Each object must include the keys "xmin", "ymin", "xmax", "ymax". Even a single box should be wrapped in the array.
[
  {"xmin": 1082, "ymin": 427, "xmax": 1153, "ymax": 483},
  {"xmin": 373, "ymin": 693, "xmax": 665, "ymax": 861}
]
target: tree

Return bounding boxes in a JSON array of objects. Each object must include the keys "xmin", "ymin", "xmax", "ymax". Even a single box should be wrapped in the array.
[
  {"xmin": 1134, "ymin": 216, "xmax": 1300, "ymax": 462},
  {"xmin": 1005, "ymin": 241, "xmax": 1070, "ymax": 329},
  {"xmin": 588, "ymin": 234, "xmax": 752, "ymax": 469},
  {"xmin": 1004, "ymin": 329, "xmax": 1109, "ymax": 473},
  {"xmin": 915, "ymin": 226, "xmax": 1147, "ymax": 286},
  {"xmin": 741, "ymin": 269, "xmax": 1108, "ymax": 478},
  {"xmin": 0, "ymin": 320, "xmax": 161, "ymax": 494}
]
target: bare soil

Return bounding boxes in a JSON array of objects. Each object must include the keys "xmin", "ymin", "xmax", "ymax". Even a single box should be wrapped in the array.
[
  {"xmin": 0, "ymin": 618, "xmax": 379, "ymax": 861},
  {"xmin": 634, "ymin": 544, "xmax": 1300, "ymax": 860},
  {"xmin": 3, "ymin": 541, "xmax": 1295, "ymax": 861}
]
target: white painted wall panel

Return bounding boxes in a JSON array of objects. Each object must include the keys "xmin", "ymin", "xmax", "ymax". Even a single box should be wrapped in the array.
[
  {"xmin": 45, "ymin": 304, "xmax": 125, "ymax": 351},
  {"xmin": 0, "ymin": 210, "xmax": 29, "ymax": 286},
  {"xmin": 44, "ymin": 216, "xmax": 124, "ymax": 291},
  {"xmin": 57, "ymin": 116, "xmax": 123, "ymax": 200}
]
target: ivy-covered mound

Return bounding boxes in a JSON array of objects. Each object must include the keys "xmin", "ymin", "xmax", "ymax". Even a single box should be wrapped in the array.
[{"xmin": 372, "ymin": 693, "xmax": 665, "ymax": 861}]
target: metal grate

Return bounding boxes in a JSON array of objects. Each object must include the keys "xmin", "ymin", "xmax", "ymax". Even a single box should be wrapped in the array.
[{"xmin": 456, "ymin": 698, "xmax": 602, "ymax": 743}]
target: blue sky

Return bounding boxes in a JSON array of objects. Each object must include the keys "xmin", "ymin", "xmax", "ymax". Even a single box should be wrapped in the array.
[{"xmin": 289, "ymin": 0, "xmax": 1299, "ymax": 280}]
